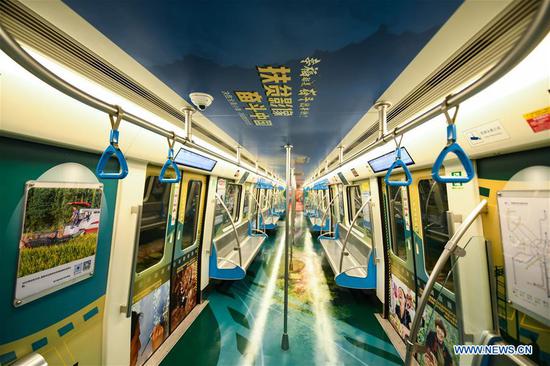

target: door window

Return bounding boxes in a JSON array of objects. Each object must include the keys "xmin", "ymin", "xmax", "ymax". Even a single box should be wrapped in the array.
[
  {"xmin": 387, "ymin": 185, "xmax": 409, "ymax": 261},
  {"xmin": 418, "ymin": 179, "xmax": 453, "ymax": 291},
  {"xmin": 179, "ymin": 180, "xmax": 202, "ymax": 250}
]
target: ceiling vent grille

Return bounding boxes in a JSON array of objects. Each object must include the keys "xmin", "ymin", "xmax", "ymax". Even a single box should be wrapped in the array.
[
  {"xmin": 343, "ymin": 0, "xmax": 540, "ymax": 157},
  {"xmin": 0, "ymin": 0, "xmax": 263, "ymax": 167}
]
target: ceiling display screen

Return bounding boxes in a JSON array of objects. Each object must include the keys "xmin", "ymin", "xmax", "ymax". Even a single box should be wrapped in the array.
[
  {"xmin": 174, "ymin": 148, "xmax": 217, "ymax": 171},
  {"xmin": 368, "ymin": 147, "xmax": 414, "ymax": 173}
]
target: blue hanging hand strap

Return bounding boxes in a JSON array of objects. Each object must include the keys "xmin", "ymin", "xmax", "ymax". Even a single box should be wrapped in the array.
[
  {"xmin": 431, "ymin": 104, "xmax": 475, "ymax": 184},
  {"xmin": 384, "ymin": 134, "xmax": 412, "ymax": 187},
  {"xmin": 96, "ymin": 106, "xmax": 129, "ymax": 179},
  {"xmin": 159, "ymin": 133, "xmax": 181, "ymax": 183}
]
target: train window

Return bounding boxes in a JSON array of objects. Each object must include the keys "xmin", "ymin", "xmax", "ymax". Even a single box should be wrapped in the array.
[
  {"xmin": 179, "ymin": 180, "xmax": 202, "ymax": 250},
  {"xmin": 418, "ymin": 179, "xmax": 453, "ymax": 291},
  {"xmin": 387, "ymin": 185, "xmax": 408, "ymax": 261},
  {"xmin": 226, "ymin": 183, "xmax": 242, "ymax": 222},
  {"xmin": 329, "ymin": 186, "xmax": 337, "ymax": 224},
  {"xmin": 213, "ymin": 180, "xmax": 242, "ymax": 237},
  {"xmin": 243, "ymin": 187, "xmax": 250, "ymax": 218},
  {"xmin": 137, "ymin": 176, "xmax": 171, "ymax": 273},
  {"xmin": 347, "ymin": 185, "xmax": 371, "ymax": 235},
  {"xmin": 337, "ymin": 185, "xmax": 345, "ymax": 224}
]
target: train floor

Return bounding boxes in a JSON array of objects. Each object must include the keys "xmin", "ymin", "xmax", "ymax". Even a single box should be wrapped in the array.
[{"xmin": 162, "ymin": 213, "xmax": 401, "ymax": 365}]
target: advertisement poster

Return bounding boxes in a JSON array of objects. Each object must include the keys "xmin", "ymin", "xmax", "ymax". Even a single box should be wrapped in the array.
[
  {"xmin": 170, "ymin": 259, "xmax": 199, "ymax": 330},
  {"xmin": 389, "ymin": 274, "xmax": 416, "ymax": 340},
  {"xmin": 417, "ymin": 304, "xmax": 459, "ymax": 366},
  {"xmin": 15, "ymin": 181, "xmax": 102, "ymax": 305},
  {"xmin": 131, "ymin": 281, "xmax": 170, "ymax": 366}
]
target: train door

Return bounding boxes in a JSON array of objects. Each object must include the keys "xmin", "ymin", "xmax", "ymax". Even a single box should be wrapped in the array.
[
  {"xmin": 408, "ymin": 170, "xmax": 460, "ymax": 366},
  {"xmin": 130, "ymin": 167, "xmax": 207, "ymax": 366},
  {"xmin": 381, "ymin": 174, "xmax": 417, "ymax": 341},
  {"xmin": 383, "ymin": 168, "xmax": 461, "ymax": 365},
  {"xmin": 169, "ymin": 172, "xmax": 207, "ymax": 330}
]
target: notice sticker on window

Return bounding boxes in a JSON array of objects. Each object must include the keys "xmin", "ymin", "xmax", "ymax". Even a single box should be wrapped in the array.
[{"xmin": 523, "ymin": 106, "xmax": 550, "ymax": 133}]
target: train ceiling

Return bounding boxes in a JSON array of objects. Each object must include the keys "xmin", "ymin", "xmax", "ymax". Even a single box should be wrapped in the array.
[{"xmin": 64, "ymin": 0, "xmax": 462, "ymax": 181}]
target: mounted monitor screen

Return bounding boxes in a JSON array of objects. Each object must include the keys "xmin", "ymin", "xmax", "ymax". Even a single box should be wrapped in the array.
[
  {"xmin": 368, "ymin": 147, "xmax": 414, "ymax": 173},
  {"xmin": 174, "ymin": 148, "xmax": 217, "ymax": 172}
]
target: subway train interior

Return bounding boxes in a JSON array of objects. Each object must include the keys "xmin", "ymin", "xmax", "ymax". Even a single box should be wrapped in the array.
[{"xmin": 0, "ymin": 0, "xmax": 549, "ymax": 365}]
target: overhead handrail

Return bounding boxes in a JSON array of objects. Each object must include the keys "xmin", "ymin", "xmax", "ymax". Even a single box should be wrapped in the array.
[
  {"xmin": 0, "ymin": 23, "xmax": 282, "ymax": 184},
  {"xmin": 384, "ymin": 134, "xmax": 412, "ymax": 187},
  {"xmin": 159, "ymin": 133, "xmax": 181, "ymax": 183},
  {"xmin": 214, "ymin": 193, "xmax": 242, "ymax": 267},
  {"xmin": 338, "ymin": 196, "xmax": 372, "ymax": 273},
  {"xmin": 431, "ymin": 103, "xmax": 475, "ymax": 184},
  {"xmin": 404, "ymin": 200, "xmax": 487, "ymax": 366},
  {"xmin": 301, "ymin": 1, "xmax": 550, "ymax": 184},
  {"xmin": 318, "ymin": 191, "xmax": 342, "ymax": 239},
  {"xmin": 95, "ymin": 106, "xmax": 129, "ymax": 179},
  {"xmin": 249, "ymin": 189, "xmax": 268, "ymax": 236}
]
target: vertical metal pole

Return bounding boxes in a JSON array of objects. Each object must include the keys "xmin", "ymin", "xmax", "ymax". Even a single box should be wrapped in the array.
[
  {"xmin": 338, "ymin": 145, "xmax": 344, "ymax": 165},
  {"xmin": 183, "ymin": 107, "xmax": 194, "ymax": 141},
  {"xmin": 281, "ymin": 144, "xmax": 292, "ymax": 350},
  {"xmin": 290, "ymin": 168, "xmax": 296, "ymax": 271},
  {"xmin": 374, "ymin": 101, "xmax": 391, "ymax": 140}
]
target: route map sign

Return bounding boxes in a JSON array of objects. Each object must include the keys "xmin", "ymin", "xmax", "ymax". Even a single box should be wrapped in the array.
[{"xmin": 497, "ymin": 190, "xmax": 550, "ymax": 326}]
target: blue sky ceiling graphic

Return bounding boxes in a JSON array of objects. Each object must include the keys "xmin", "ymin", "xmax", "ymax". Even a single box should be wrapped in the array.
[{"xmin": 65, "ymin": 0, "xmax": 462, "ymax": 178}]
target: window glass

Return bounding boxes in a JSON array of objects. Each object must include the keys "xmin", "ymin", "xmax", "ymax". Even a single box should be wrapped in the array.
[
  {"xmin": 243, "ymin": 187, "xmax": 250, "ymax": 218},
  {"xmin": 329, "ymin": 186, "xmax": 338, "ymax": 225},
  {"xmin": 387, "ymin": 185, "xmax": 408, "ymax": 261},
  {"xmin": 137, "ymin": 176, "xmax": 171, "ymax": 273},
  {"xmin": 213, "ymin": 179, "xmax": 242, "ymax": 238},
  {"xmin": 179, "ymin": 180, "xmax": 202, "ymax": 250},
  {"xmin": 418, "ymin": 179, "xmax": 453, "ymax": 291},
  {"xmin": 347, "ymin": 185, "xmax": 372, "ymax": 236},
  {"xmin": 337, "ymin": 185, "xmax": 345, "ymax": 224}
]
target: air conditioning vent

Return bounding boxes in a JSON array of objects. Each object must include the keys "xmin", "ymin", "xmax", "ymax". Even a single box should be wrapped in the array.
[
  {"xmin": 344, "ymin": 0, "xmax": 540, "ymax": 157},
  {"xmin": 0, "ymin": 0, "xmax": 251, "ymax": 164}
]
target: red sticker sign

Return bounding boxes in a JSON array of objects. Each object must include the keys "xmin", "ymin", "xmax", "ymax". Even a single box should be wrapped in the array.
[{"xmin": 523, "ymin": 106, "xmax": 550, "ymax": 133}]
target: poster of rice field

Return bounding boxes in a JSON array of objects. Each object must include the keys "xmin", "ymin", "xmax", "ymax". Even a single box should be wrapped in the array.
[{"xmin": 15, "ymin": 181, "xmax": 103, "ymax": 306}]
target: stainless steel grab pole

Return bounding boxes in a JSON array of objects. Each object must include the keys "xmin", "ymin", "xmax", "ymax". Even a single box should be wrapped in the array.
[
  {"xmin": 281, "ymin": 144, "xmax": 292, "ymax": 350},
  {"xmin": 404, "ymin": 200, "xmax": 487, "ymax": 365}
]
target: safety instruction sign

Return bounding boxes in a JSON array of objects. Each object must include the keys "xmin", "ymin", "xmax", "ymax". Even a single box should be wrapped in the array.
[{"xmin": 523, "ymin": 106, "xmax": 550, "ymax": 133}]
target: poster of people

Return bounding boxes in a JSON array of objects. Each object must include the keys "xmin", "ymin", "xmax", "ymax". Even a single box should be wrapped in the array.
[
  {"xmin": 389, "ymin": 274, "xmax": 416, "ymax": 340},
  {"xmin": 170, "ymin": 259, "xmax": 198, "ymax": 330},
  {"xmin": 417, "ymin": 305, "xmax": 460, "ymax": 366},
  {"xmin": 15, "ymin": 181, "xmax": 102, "ymax": 305},
  {"xmin": 131, "ymin": 281, "xmax": 170, "ymax": 366}
]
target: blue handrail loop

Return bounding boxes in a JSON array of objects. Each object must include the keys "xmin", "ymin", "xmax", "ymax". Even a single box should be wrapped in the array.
[
  {"xmin": 431, "ymin": 104, "xmax": 475, "ymax": 184},
  {"xmin": 384, "ymin": 134, "xmax": 412, "ymax": 186},
  {"xmin": 159, "ymin": 133, "xmax": 181, "ymax": 183},
  {"xmin": 96, "ymin": 106, "xmax": 129, "ymax": 179}
]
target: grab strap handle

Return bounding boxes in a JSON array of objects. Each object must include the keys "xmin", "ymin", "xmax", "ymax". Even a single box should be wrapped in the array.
[
  {"xmin": 384, "ymin": 135, "xmax": 412, "ymax": 187},
  {"xmin": 159, "ymin": 133, "xmax": 181, "ymax": 183},
  {"xmin": 96, "ymin": 106, "xmax": 129, "ymax": 179},
  {"xmin": 431, "ymin": 104, "xmax": 474, "ymax": 184}
]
